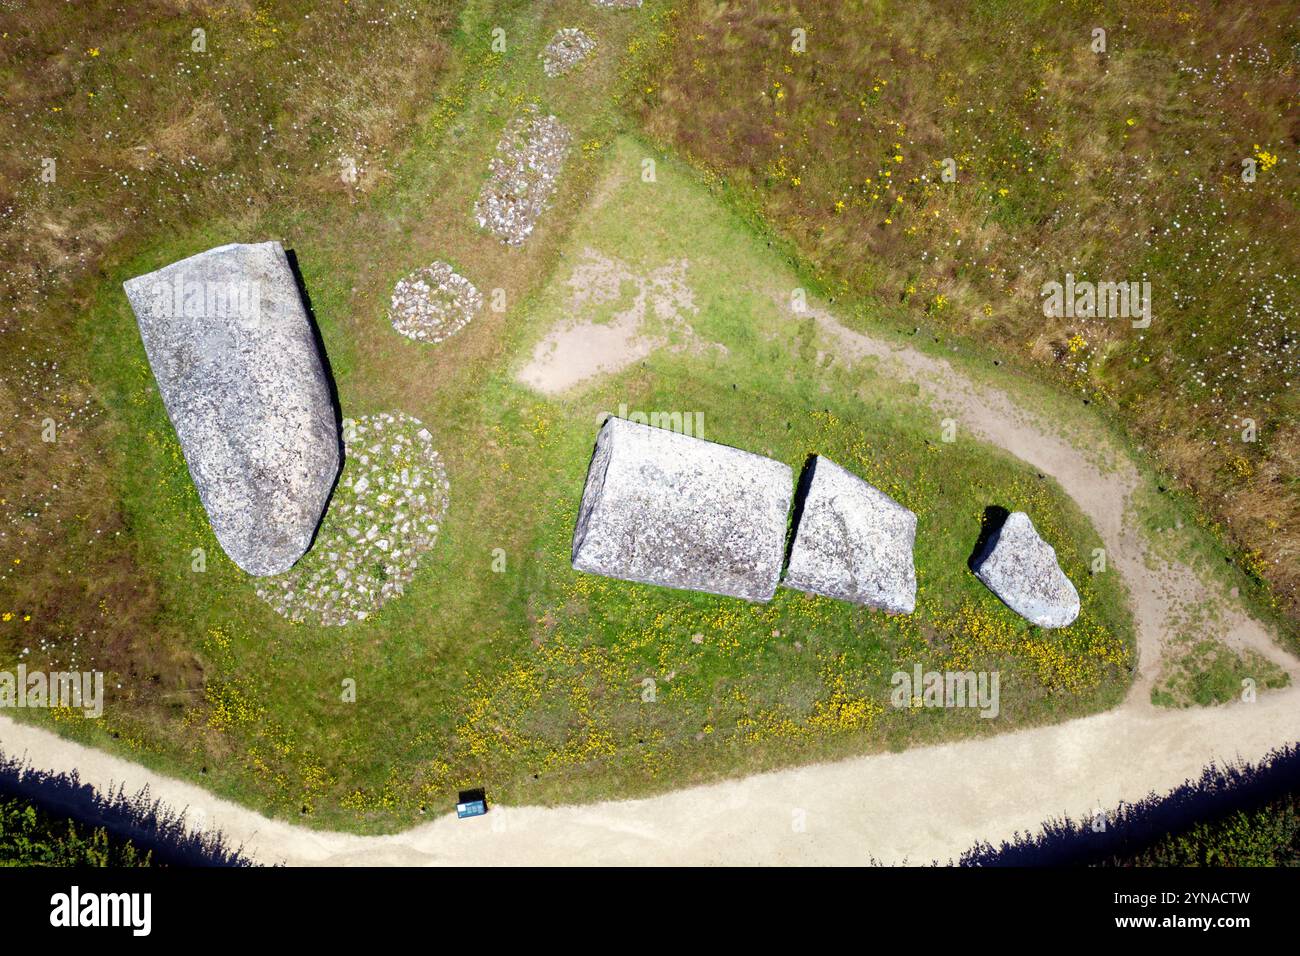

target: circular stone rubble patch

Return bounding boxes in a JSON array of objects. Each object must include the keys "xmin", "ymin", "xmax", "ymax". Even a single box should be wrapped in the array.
[
  {"xmin": 541, "ymin": 28, "xmax": 596, "ymax": 78},
  {"xmin": 255, "ymin": 412, "xmax": 450, "ymax": 626},
  {"xmin": 389, "ymin": 261, "xmax": 482, "ymax": 344}
]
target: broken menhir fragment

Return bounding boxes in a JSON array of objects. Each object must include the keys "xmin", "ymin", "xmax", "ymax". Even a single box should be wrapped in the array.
[
  {"xmin": 971, "ymin": 510, "xmax": 1080, "ymax": 628},
  {"xmin": 783, "ymin": 456, "xmax": 918, "ymax": 614},
  {"xmin": 123, "ymin": 241, "xmax": 340, "ymax": 576},
  {"xmin": 572, "ymin": 417, "xmax": 792, "ymax": 601}
]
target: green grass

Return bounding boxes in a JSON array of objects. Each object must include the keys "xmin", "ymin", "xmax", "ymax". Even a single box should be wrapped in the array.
[
  {"xmin": 0, "ymin": 795, "xmax": 152, "ymax": 868},
  {"xmin": 7, "ymin": 0, "xmax": 1284, "ymax": 837},
  {"xmin": 49, "ymin": 79, "xmax": 1134, "ymax": 828},
  {"xmin": 632, "ymin": 0, "xmax": 1300, "ymax": 622},
  {"xmin": 1151, "ymin": 638, "xmax": 1290, "ymax": 709}
]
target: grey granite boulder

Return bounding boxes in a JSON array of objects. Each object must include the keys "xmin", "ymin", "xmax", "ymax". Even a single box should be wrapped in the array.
[
  {"xmin": 123, "ymin": 241, "xmax": 340, "ymax": 576},
  {"xmin": 783, "ymin": 456, "xmax": 917, "ymax": 614},
  {"xmin": 572, "ymin": 417, "xmax": 792, "ymax": 601},
  {"xmin": 971, "ymin": 511, "xmax": 1080, "ymax": 628}
]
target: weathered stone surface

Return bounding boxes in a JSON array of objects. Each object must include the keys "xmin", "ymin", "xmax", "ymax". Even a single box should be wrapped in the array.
[
  {"xmin": 783, "ymin": 456, "xmax": 917, "ymax": 613},
  {"xmin": 972, "ymin": 511, "xmax": 1080, "ymax": 628},
  {"xmin": 123, "ymin": 241, "xmax": 340, "ymax": 576},
  {"xmin": 572, "ymin": 417, "xmax": 792, "ymax": 601}
]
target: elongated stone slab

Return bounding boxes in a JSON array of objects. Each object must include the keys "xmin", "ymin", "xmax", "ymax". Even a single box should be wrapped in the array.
[
  {"xmin": 572, "ymin": 417, "xmax": 792, "ymax": 601},
  {"xmin": 972, "ymin": 511, "xmax": 1080, "ymax": 628},
  {"xmin": 123, "ymin": 241, "xmax": 340, "ymax": 576},
  {"xmin": 783, "ymin": 456, "xmax": 918, "ymax": 613}
]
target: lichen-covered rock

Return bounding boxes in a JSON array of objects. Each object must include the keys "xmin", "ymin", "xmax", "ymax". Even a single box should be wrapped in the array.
[
  {"xmin": 572, "ymin": 417, "xmax": 792, "ymax": 601},
  {"xmin": 972, "ymin": 511, "xmax": 1080, "ymax": 628},
  {"xmin": 783, "ymin": 456, "xmax": 917, "ymax": 613},
  {"xmin": 123, "ymin": 241, "xmax": 339, "ymax": 576}
]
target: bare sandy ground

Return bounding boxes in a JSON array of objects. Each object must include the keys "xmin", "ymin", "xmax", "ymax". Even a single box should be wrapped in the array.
[
  {"xmin": 2, "ymin": 306, "xmax": 1295, "ymax": 866},
  {"xmin": 516, "ymin": 248, "xmax": 708, "ymax": 394}
]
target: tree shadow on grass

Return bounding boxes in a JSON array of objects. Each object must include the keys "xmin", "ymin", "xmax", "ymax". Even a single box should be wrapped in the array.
[
  {"xmin": 948, "ymin": 743, "xmax": 1300, "ymax": 866},
  {"xmin": 0, "ymin": 749, "xmax": 258, "ymax": 866}
]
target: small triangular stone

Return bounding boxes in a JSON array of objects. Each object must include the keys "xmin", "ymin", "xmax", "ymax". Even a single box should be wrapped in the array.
[{"xmin": 971, "ymin": 511, "xmax": 1080, "ymax": 628}]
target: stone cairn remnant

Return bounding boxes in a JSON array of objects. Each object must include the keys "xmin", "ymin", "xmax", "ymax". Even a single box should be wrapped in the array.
[
  {"xmin": 541, "ymin": 28, "xmax": 596, "ymax": 78},
  {"xmin": 389, "ymin": 261, "xmax": 482, "ymax": 344},
  {"xmin": 256, "ymin": 412, "xmax": 450, "ymax": 626},
  {"xmin": 474, "ymin": 105, "xmax": 572, "ymax": 246}
]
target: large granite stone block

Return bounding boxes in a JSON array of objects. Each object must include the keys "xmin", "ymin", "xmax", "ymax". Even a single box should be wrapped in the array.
[
  {"xmin": 783, "ymin": 456, "xmax": 918, "ymax": 614},
  {"xmin": 572, "ymin": 418, "xmax": 792, "ymax": 601},
  {"xmin": 971, "ymin": 511, "xmax": 1080, "ymax": 628},
  {"xmin": 123, "ymin": 241, "xmax": 340, "ymax": 576}
]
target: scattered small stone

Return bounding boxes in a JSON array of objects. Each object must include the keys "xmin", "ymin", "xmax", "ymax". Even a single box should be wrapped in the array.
[
  {"xmin": 783, "ymin": 456, "xmax": 918, "ymax": 614},
  {"xmin": 389, "ymin": 261, "xmax": 482, "ymax": 344},
  {"xmin": 541, "ymin": 28, "xmax": 596, "ymax": 78},
  {"xmin": 590, "ymin": 0, "xmax": 642, "ymax": 8},
  {"xmin": 256, "ymin": 412, "xmax": 450, "ymax": 626},
  {"xmin": 474, "ymin": 105, "xmax": 572, "ymax": 246}
]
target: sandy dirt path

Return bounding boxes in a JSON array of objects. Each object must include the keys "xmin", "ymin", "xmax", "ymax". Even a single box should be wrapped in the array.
[
  {"xmin": 3, "ymin": 684, "xmax": 1297, "ymax": 865},
  {"xmin": 2, "ymin": 312, "xmax": 1295, "ymax": 866}
]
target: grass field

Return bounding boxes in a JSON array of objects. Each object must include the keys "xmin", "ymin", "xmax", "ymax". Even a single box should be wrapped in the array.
[
  {"xmin": 63, "ymin": 111, "xmax": 1136, "ymax": 829},
  {"xmin": 0, "ymin": 0, "xmax": 1288, "ymax": 834},
  {"xmin": 631, "ymin": 0, "xmax": 1299, "ymax": 621}
]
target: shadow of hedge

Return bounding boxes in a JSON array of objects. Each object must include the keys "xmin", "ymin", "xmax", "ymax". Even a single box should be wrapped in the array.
[
  {"xmin": 950, "ymin": 742, "xmax": 1300, "ymax": 866},
  {"xmin": 0, "ymin": 748, "xmax": 257, "ymax": 866}
]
